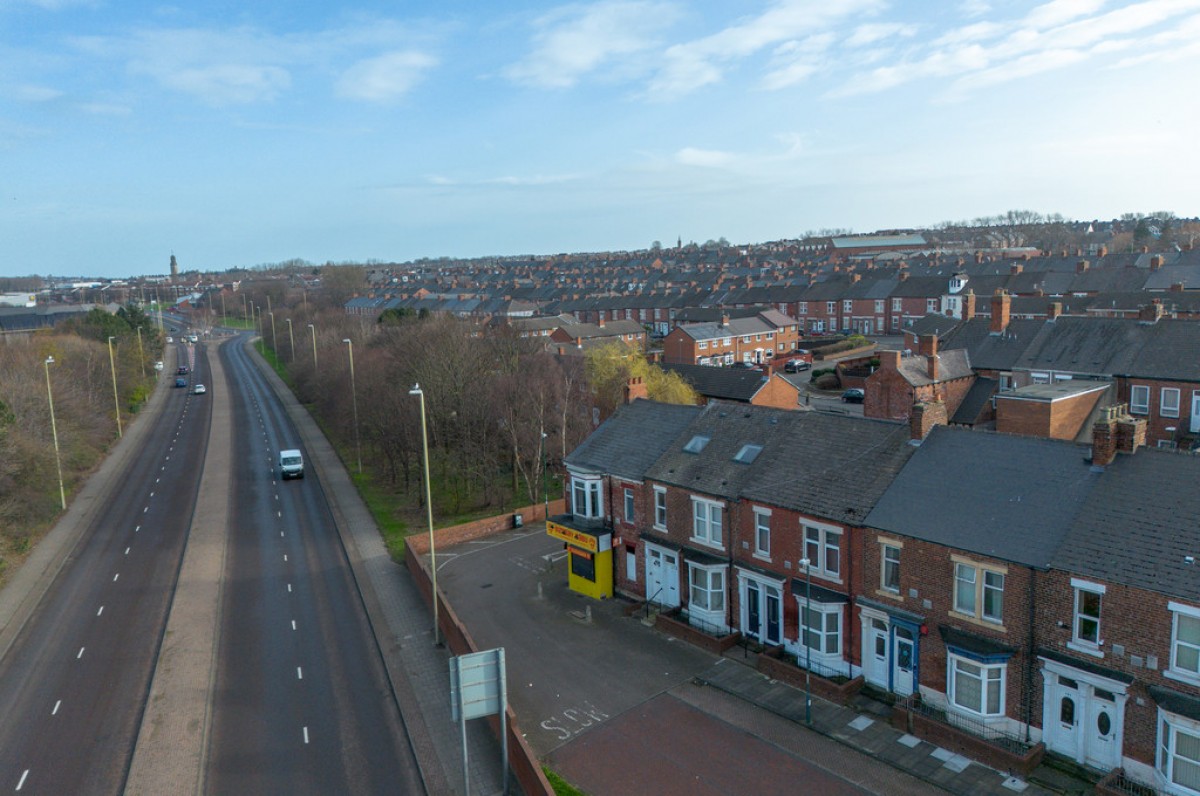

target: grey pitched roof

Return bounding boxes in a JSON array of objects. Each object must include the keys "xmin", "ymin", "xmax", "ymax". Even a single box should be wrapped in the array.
[
  {"xmin": 865, "ymin": 425, "xmax": 1099, "ymax": 568},
  {"xmin": 564, "ymin": 400, "xmax": 702, "ymax": 482},
  {"xmin": 1052, "ymin": 447, "xmax": 1200, "ymax": 602},
  {"xmin": 1131, "ymin": 320, "xmax": 1200, "ymax": 380},
  {"xmin": 660, "ymin": 363, "xmax": 774, "ymax": 402},
  {"xmin": 738, "ymin": 413, "xmax": 915, "ymax": 524},
  {"xmin": 895, "ymin": 349, "xmax": 973, "ymax": 386},
  {"xmin": 950, "ymin": 377, "xmax": 997, "ymax": 425}
]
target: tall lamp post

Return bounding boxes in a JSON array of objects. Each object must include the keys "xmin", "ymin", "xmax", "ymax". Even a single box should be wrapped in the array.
[
  {"xmin": 307, "ymin": 323, "xmax": 318, "ymax": 374},
  {"xmin": 285, "ymin": 317, "xmax": 295, "ymax": 362},
  {"xmin": 800, "ymin": 556, "xmax": 812, "ymax": 725},
  {"xmin": 268, "ymin": 311, "xmax": 278, "ymax": 356},
  {"xmin": 135, "ymin": 327, "xmax": 146, "ymax": 379},
  {"xmin": 541, "ymin": 431, "xmax": 549, "ymax": 521},
  {"xmin": 107, "ymin": 336, "xmax": 122, "ymax": 438},
  {"xmin": 44, "ymin": 356, "xmax": 66, "ymax": 510},
  {"xmin": 343, "ymin": 338, "xmax": 361, "ymax": 473},
  {"xmin": 410, "ymin": 383, "xmax": 439, "ymax": 645}
]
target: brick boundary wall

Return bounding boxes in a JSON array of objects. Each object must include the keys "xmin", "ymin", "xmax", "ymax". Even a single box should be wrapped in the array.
[
  {"xmin": 890, "ymin": 705, "xmax": 1046, "ymax": 777},
  {"xmin": 404, "ymin": 499, "xmax": 566, "ymax": 796}
]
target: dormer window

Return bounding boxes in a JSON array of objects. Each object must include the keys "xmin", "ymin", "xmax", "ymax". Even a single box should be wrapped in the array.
[
  {"xmin": 950, "ymin": 274, "xmax": 967, "ymax": 294},
  {"xmin": 571, "ymin": 475, "xmax": 603, "ymax": 519},
  {"xmin": 683, "ymin": 434, "xmax": 710, "ymax": 454}
]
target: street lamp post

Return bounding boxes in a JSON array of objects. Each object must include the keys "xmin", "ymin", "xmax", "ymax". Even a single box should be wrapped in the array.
[
  {"xmin": 136, "ymin": 327, "xmax": 146, "ymax": 380},
  {"xmin": 410, "ymin": 383, "xmax": 439, "ymax": 646},
  {"xmin": 285, "ymin": 318, "xmax": 295, "ymax": 362},
  {"xmin": 268, "ymin": 311, "xmax": 278, "ymax": 356},
  {"xmin": 44, "ymin": 356, "xmax": 66, "ymax": 510},
  {"xmin": 541, "ymin": 431, "xmax": 549, "ymax": 521},
  {"xmin": 800, "ymin": 556, "xmax": 812, "ymax": 725},
  {"xmin": 107, "ymin": 336, "xmax": 122, "ymax": 438},
  {"xmin": 308, "ymin": 323, "xmax": 318, "ymax": 374},
  {"xmin": 343, "ymin": 338, "xmax": 361, "ymax": 473}
]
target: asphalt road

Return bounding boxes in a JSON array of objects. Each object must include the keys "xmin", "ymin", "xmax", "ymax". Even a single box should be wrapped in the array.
[
  {"xmin": 0, "ymin": 342, "xmax": 209, "ymax": 795},
  {"xmin": 205, "ymin": 337, "xmax": 423, "ymax": 795}
]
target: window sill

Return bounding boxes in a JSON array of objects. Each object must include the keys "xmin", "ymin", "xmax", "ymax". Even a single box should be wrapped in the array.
[
  {"xmin": 652, "ymin": 524, "xmax": 667, "ymax": 533},
  {"xmin": 1164, "ymin": 669, "xmax": 1200, "ymax": 685},
  {"xmin": 1066, "ymin": 640, "xmax": 1104, "ymax": 659},
  {"xmin": 948, "ymin": 610, "xmax": 1007, "ymax": 634},
  {"xmin": 690, "ymin": 537, "xmax": 725, "ymax": 552},
  {"xmin": 752, "ymin": 552, "xmax": 772, "ymax": 563},
  {"xmin": 800, "ymin": 569, "xmax": 843, "ymax": 587},
  {"xmin": 874, "ymin": 589, "xmax": 903, "ymax": 602}
]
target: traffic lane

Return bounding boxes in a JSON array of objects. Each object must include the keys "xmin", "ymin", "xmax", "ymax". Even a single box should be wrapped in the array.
[
  {"xmin": 208, "ymin": 338, "xmax": 421, "ymax": 795},
  {"xmin": 547, "ymin": 692, "xmax": 872, "ymax": 796},
  {"xmin": 0, "ymin": 365, "xmax": 209, "ymax": 794},
  {"xmin": 435, "ymin": 529, "xmax": 718, "ymax": 756}
]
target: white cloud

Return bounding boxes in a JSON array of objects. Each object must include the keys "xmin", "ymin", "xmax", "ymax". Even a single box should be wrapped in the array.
[
  {"xmin": 78, "ymin": 101, "xmax": 132, "ymax": 115},
  {"xmin": 844, "ymin": 22, "xmax": 917, "ymax": 47},
  {"xmin": 336, "ymin": 51, "xmax": 437, "ymax": 102},
  {"xmin": 505, "ymin": 1, "xmax": 679, "ymax": 88},
  {"xmin": 1023, "ymin": 0, "xmax": 1107, "ymax": 29},
  {"xmin": 675, "ymin": 147, "xmax": 735, "ymax": 167},
  {"xmin": 646, "ymin": 0, "xmax": 883, "ymax": 98},
  {"xmin": 760, "ymin": 33, "xmax": 833, "ymax": 90},
  {"xmin": 13, "ymin": 84, "xmax": 63, "ymax": 102},
  {"xmin": 160, "ymin": 64, "xmax": 291, "ymax": 105}
]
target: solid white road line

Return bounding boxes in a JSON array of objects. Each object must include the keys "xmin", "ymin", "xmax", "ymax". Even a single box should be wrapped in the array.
[
  {"xmin": 76, "ymin": 647, "xmax": 84, "ymax": 660},
  {"xmin": 113, "ymin": 573, "xmax": 119, "ymax": 582},
  {"xmin": 97, "ymin": 606, "xmax": 104, "ymax": 616},
  {"xmin": 52, "ymin": 701, "xmax": 60, "ymax": 716},
  {"xmin": 16, "ymin": 769, "xmax": 28, "ymax": 790}
]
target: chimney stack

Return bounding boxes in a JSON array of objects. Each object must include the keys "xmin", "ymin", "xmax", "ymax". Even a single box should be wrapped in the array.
[
  {"xmin": 1010, "ymin": 263, "xmax": 1024, "ymax": 275},
  {"xmin": 624, "ymin": 376, "xmax": 649, "ymax": 404},
  {"xmin": 1077, "ymin": 259, "xmax": 1090, "ymax": 273},
  {"xmin": 1099, "ymin": 245, "xmax": 1108, "ymax": 257},
  {"xmin": 1092, "ymin": 404, "xmax": 1146, "ymax": 465},
  {"xmin": 990, "ymin": 289, "xmax": 1011, "ymax": 334},
  {"xmin": 1171, "ymin": 283, "xmax": 1186, "ymax": 292},
  {"xmin": 1047, "ymin": 301, "xmax": 1062, "ymax": 320},
  {"xmin": 910, "ymin": 400, "xmax": 948, "ymax": 441},
  {"xmin": 1138, "ymin": 299, "xmax": 1165, "ymax": 324},
  {"xmin": 963, "ymin": 290, "xmax": 977, "ymax": 321},
  {"xmin": 1151, "ymin": 254, "xmax": 1165, "ymax": 270},
  {"xmin": 879, "ymin": 349, "xmax": 902, "ymax": 371}
]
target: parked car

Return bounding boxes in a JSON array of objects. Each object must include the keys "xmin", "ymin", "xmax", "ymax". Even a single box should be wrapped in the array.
[
  {"xmin": 192, "ymin": 383, "xmax": 206, "ymax": 395},
  {"xmin": 841, "ymin": 388, "xmax": 865, "ymax": 404},
  {"xmin": 729, "ymin": 361, "xmax": 757, "ymax": 370},
  {"xmin": 175, "ymin": 377, "xmax": 187, "ymax": 388},
  {"xmin": 784, "ymin": 359, "xmax": 811, "ymax": 373}
]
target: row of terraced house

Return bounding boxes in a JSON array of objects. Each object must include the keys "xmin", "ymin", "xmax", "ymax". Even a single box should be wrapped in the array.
[{"xmin": 555, "ymin": 388, "xmax": 1200, "ymax": 794}]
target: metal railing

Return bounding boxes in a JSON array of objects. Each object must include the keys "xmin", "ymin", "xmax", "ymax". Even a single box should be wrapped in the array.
[
  {"xmin": 1102, "ymin": 770, "xmax": 1161, "ymax": 796},
  {"xmin": 899, "ymin": 695, "xmax": 1034, "ymax": 756}
]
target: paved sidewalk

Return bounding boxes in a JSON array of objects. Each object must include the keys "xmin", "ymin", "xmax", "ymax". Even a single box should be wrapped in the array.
[{"xmin": 699, "ymin": 656, "xmax": 1087, "ymax": 795}]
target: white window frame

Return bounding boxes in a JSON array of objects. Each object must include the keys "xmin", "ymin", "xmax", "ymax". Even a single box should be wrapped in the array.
[
  {"xmin": 799, "ymin": 302, "xmax": 808, "ymax": 315},
  {"xmin": 691, "ymin": 497, "xmax": 724, "ymax": 549},
  {"xmin": 803, "ymin": 522, "xmax": 842, "ymax": 581},
  {"xmin": 1131, "ymin": 384, "xmax": 1150, "ymax": 415},
  {"xmin": 875, "ymin": 300, "xmax": 885, "ymax": 313},
  {"xmin": 881, "ymin": 543, "xmax": 901, "ymax": 594},
  {"xmin": 826, "ymin": 301, "xmax": 836, "ymax": 314},
  {"xmin": 948, "ymin": 654, "xmax": 1006, "ymax": 718},
  {"xmin": 653, "ymin": 486, "xmax": 667, "ymax": 530},
  {"xmin": 1158, "ymin": 708, "xmax": 1200, "ymax": 795},
  {"xmin": 698, "ymin": 340, "xmax": 708, "ymax": 349},
  {"xmin": 571, "ymin": 475, "xmax": 602, "ymax": 519},
  {"xmin": 1163, "ymin": 387, "xmax": 1182, "ymax": 418},
  {"xmin": 843, "ymin": 299, "xmax": 853, "ymax": 313},
  {"xmin": 926, "ymin": 298, "xmax": 937, "ymax": 312},
  {"xmin": 687, "ymin": 562, "xmax": 726, "ymax": 628},
  {"xmin": 1069, "ymin": 578, "xmax": 1105, "ymax": 657},
  {"xmin": 753, "ymin": 508, "xmax": 771, "ymax": 559},
  {"xmin": 796, "ymin": 597, "xmax": 843, "ymax": 665},
  {"xmin": 623, "ymin": 488, "xmax": 635, "ymax": 523},
  {"xmin": 892, "ymin": 297, "xmax": 902, "ymax": 312},
  {"xmin": 952, "ymin": 558, "xmax": 1005, "ymax": 626},
  {"xmin": 1169, "ymin": 602, "xmax": 1200, "ymax": 686}
]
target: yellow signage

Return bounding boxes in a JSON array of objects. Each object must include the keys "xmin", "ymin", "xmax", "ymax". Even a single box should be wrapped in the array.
[{"xmin": 547, "ymin": 521, "xmax": 599, "ymax": 552}]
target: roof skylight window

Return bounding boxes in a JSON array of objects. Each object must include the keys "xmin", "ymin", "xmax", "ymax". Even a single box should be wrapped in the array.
[
  {"xmin": 683, "ymin": 434, "xmax": 710, "ymax": 454},
  {"xmin": 733, "ymin": 444, "xmax": 763, "ymax": 464}
]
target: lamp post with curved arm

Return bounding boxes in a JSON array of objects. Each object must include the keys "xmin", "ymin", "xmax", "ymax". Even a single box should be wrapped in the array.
[
  {"xmin": 410, "ymin": 383, "xmax": 439, "ymax": 646},
  {"xmin": 44, "ymin": 356, "xmax": 66, "ymax": 510},
  {"xmin": 285, "ymin": 318, "xmax": 295, "ymax": 362},
  {"xmin": 308, "ymin": 323, "xmax": 317, "ymax": 374},
  {"xmin": 107, "ymin": 336, "xmax": 122, "ymax": 438},
  {"xmin": 343, "ymin": 338, "xmax": 361, "ymax": 473}
]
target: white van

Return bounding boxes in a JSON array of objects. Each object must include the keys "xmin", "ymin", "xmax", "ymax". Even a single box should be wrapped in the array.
[{"xmin": 279, "ymin": 449, "xmax": 304, "ymax": 479}]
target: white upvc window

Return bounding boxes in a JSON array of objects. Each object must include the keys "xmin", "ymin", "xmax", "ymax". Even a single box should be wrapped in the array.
[
  {"xmin": 1070, "ymin": 578, "xmax": 1104, "ymax": 656},
  {"xmin": 803, "ymin": 523, "xmax": 842, "ymax": 580},
  {"xmin": 1158, "ymin": 709, "xmax": 1200, "ymax": 794},
  {"xmin": 753, "ymin": 508, "xmax": 771, "ymax": 558},
  {"xmin": 698, "ymin": 340, "xmax": 708, "ymax": 349},
  {"xmin": 723, "ymin": 337, "xmax": 731, "ymax": 346},
  {"xmin": 797, "ymin": 597, "xmax": 843, "ymax": 661},
  {"xmin": 875, "ymin": 300, "xmax": 885, "ymax": 313},
  {"xmin": 952, "ymin": 559, "xmax": 1005, "ymax": 625},
  {"xmin": 926, "ymin": 299, "xmax": 937, "ymax": 312},
  {"xmin": 623, "ymin": 488, "xmax": 635, "ymax": 523},
  {"xmin": 843, "ymin": 300, "xmax": 853, "ymax": 313},
  {"xmin": 948, "ymin": 654, "xmax": 1005, "ymax": 717},
  {"xmin": 1163, "ymin": 387, "xmax": 1182, "ymax": 418},
  {"xmin": 881, "ymin": 543, "xmax": 901, "ymax": 594},
  {"xmin": 799, "ymin": 302, "xmax": 808, "ymax": 315},
  {"xmin": 688, "ymin": 562, "xmax": 726, "ymax": 618},
  {"xmin": 653, "ymin": 486, "xmax": 667, "ymax": 530},
  {"xmin": 1131, "ymin": 384, "xmax": 1150, "ymax": 415},
  {"xmin": 1170, "ymin": 602, "xmax": 1200, "ymax": 684},
  {"xmin": 892, "ymin": 297, "xmax": 902, "ymax": 312},
  {"xmin": 826, "ymin": 301, "xmax": 836, "ymax": 314},
  {"xmin": 691, "ymin": 497, "xmax": 724, "ymax": 548},
  {"xmin": 571, "ymin": 475, "xmax": 602, "ymax": 519}
]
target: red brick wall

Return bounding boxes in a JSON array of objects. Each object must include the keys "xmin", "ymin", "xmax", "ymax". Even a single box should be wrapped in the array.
[
  {"xmin": 750, "ymin": 375, "xmax": 802, "ymax": 410},
  {"xmin": 996, "ymin": 391, "xmax": 1105, "ymax": 440},
  {"xmin": 1119, "ymin": 377, "xmax": 1197, "ymax": 447}
]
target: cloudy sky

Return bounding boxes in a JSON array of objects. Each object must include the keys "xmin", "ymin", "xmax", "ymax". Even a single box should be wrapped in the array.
[{"xmin": 3, "ymin": 0, "xmax": 1198, "ymax": 277}]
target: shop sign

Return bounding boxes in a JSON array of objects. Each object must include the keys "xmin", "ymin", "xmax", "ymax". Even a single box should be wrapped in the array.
[{"xmin": 546, "ymin": 521, "xmax": 599, "ymax": 552}]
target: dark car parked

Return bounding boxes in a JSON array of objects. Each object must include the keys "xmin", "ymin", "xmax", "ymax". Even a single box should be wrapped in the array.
[
  {"xmin": 841, "ymin": 388, "xmax": 865, "ymax": 404},
  {"xmin": 175, "ymin": 377, "xmax": 187, "ymax": 388},
  {"xmin": 784, "ymin": 359, "xmax": 811, "ymax": 373}
]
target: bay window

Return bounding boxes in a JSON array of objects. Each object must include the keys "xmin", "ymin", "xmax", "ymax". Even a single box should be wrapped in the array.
[
  {"xmin": 948, "ymin": 654, "xmax": 1005, "ymax": 717},
  {"xmin": 571, "ymin": 475, "xmax": 602, "ymax": 519}
]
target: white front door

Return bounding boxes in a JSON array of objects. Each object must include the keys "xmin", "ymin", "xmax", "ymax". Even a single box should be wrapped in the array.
[
  {"xmin": 863, "ymin": 616, "xmax": 890, "ymax": 689},
  {"xmin": 645, "ymin": 546, "xmax": 680, "ymax": 608},
  {"xmin": 893, "ymin": 626, "xmax": 916, "ymax": 697},
  {"xmin": 1083, "ymin": 689, "xmax": 1121, "ymax": 770},
  {"xmin": 1040, "ymin": 662, "xmax": 1127, "ymax": 771},
  {"xmin": 1045, "ymin": 675, "xmax": 1082, "ymax": 761},
  {"xmin": 1191, "ymin": 391, "xmax": 1200, "ymax": 434}
]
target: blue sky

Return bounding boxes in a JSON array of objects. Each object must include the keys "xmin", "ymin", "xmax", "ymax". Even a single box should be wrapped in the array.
[{"xmin": 3, "ymin": 0, "xmax": 1199, "ymax": 277}]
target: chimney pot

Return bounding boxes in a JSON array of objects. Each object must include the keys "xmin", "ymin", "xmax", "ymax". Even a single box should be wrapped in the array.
[{"xmin": 990, "ymin": 289, "xmax": 1012, "ymax": 334}]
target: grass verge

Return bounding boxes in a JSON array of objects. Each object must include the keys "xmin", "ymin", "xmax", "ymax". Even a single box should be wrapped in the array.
[{"xmin": 543, "ymin": 768, "xmax": 588, "ymax": 796}]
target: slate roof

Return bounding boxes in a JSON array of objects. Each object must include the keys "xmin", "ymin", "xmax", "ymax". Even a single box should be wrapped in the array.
[
  {"xmin": 1132, "ymin": 320, "xmax": 1200, "ymax": 381},
  {"xmin": 865, "ymin": 425, "xmax": 1099, "ymax": 568},
  {"xmin": 950, "ymin": 377, "xmax": 997, "ymax": 425},
  {"xmin": 1051, "ymin": 447, "xmax": 1200, "ymax": 603},
  {"xmin": 564, "ymin": 400, "xmax": 702, "ymax": 482},
  {"xmin": 895, "ymin": 349, "xmax": 973, "ymax": 386},
  {"xmin": 738, "ymin": 412, "xmax": 915, "ymax": 525},
  {"xmin": 660, "ymin": 363, "xmax": 775, "ymax": 403}
]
